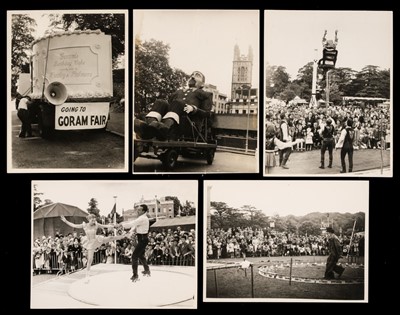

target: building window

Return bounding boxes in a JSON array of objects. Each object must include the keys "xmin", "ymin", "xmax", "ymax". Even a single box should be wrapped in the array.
[
  {"xmin": 243, "ymin": 110, "xmax": 246, "ymax": 114},
  {"xmin": 250, "ymin": 110, "xmax": 254, "ymax": 113},
  {"xmin": 235, "ymin": 110, "xmax": 239, "ymax": 114}
]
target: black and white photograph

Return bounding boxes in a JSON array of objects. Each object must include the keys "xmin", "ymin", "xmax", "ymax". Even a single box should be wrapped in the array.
[
  {"xmin": 133, "ymin": 10, "xmax": 259, "ymax": 173},
  {"xmin": 264, "ymin": 10, "xmax": 392, "ymax": 177},
  {"xmin": 31, "ymin": 180, "xmax": 198, "ymax": 308},
  {"xmin": 7, "ymin": 10, "xmax": 128, "ymax": 172},
  {"xmin": 204, "ymin": 180, "xmax": 368, "ymax": 302}
]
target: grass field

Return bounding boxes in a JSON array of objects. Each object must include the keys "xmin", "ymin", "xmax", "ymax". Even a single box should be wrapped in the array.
[{"xmin": 206, "ymin": 255, "xmax": 365, "ymax": 301}]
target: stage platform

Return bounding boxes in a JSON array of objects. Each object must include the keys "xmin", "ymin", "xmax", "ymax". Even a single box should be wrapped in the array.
[{"xmin": 31, "ymin": 263, "xmax": 196, "ymax": 309}]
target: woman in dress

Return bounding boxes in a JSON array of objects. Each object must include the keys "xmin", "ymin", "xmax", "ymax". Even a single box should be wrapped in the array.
[{"xmin": 61, "ymin": 214, "xmax": 127, "ymax": 281}]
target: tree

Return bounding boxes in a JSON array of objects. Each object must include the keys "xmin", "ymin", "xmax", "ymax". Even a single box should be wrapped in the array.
[
  {"xmin": 11, "ymin": 14, "xmax": 36, "ymax": 96},
  {"xmin": 134, "ymin": 38, "xmax": 189, "ymax": 114},
  {"xmin": 33, "ymin": 184, "xmax": 44, "ymax": 211},
  {"xmin": 165, "ymin": 196, "xmax": 182, "ymax": 217},
  {"xmin": 239, "ymin": 205, "xmax": 268, "ymax": 228},
  {"xmin": 355, "ymin": 65, "xmax": 387, "ymax": 98},
  {"xmin": 279, "ymin": 82, "xmax": 303, "ymax": 103},
  {"xmin": 49, "ymin": 13, "xmax": 125, "ymax": 68},
  {"xmin": 181, "ymin": 200, "xmax": 196, "ymax": 216},
  {"xmin": 266, "ymin": 65, "xmax": 290, "ymax": 99},
  {"xmin": 298, "ymin": 220, "xmax": 321, "ymax": 236},
  {"xmin": 294, "ymin": 62, "xmax": 314, "ymax": 100},
  {"xmin": 87, "ymin": 198, "xmax": 100, "ymax": 218},
  {"xmin": 210, "ymin": 202, "xmax": 233, "ymax": 229}
]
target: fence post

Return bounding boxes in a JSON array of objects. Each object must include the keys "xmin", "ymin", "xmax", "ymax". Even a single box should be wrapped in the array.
[
  {"xmin": 251, "ymin": 264, "xmax": 254, "ymax": 298},
  {"xmin": 214, "ymin": 269, "xmax": 218, "ymax": 297},
  {"xmin": 289, "ymin": 258, "xmax": 293, "ymax": 286}
]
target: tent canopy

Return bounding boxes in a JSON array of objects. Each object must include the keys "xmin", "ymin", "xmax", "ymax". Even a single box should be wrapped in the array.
[
  {"xmin": 33, "ymin": 203, "xmax": 88, "ymax": 240},
  {"xmin": 149, "ymin": 216, "xmax": 196, "ymax": 231},
  {"xmin": 34, "ymin": 202, "xmax": 88, "ymax": 219}
]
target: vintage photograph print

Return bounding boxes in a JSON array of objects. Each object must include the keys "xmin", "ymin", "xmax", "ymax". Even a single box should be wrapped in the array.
[
  {"xmin": 264, "ymin": 11, "xmax": 392, "ymax": 177},
  {"xmin": 204, "ymin": 180, "xmax": 368, "ymax": 302},
  {"xmin": 133, "ymin": 10, "xmax": 259, "ymax": 173},
  {"xmin": 31, "ymin": 180, "xmax": 197, "ymax": 308},
  {"xmin": 7, "ymin": 10, "xmax": 128, "ymax": 172}
]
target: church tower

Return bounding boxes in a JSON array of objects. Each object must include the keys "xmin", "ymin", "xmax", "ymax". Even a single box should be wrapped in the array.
[{"xmin": 231, "ymin": 44, "xmax": 253, "ymax": 99}]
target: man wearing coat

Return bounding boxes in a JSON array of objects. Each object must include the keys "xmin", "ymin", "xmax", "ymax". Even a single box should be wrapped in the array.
[{"xmin": 135, "ymin": 71, "xmax": 213, "ymax": 140}]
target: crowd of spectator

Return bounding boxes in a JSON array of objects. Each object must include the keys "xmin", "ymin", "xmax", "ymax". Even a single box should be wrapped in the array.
[
  {"xmin": 266, "ymin": 102, "xmax": 390, "ymax": 151},
  {"xmin": 207, "ymin": 227, "xmax": 364, "ymax": 260},
  {"xmin": 32, "ymin": 226, "xmax": 195, "ymax": 275}
]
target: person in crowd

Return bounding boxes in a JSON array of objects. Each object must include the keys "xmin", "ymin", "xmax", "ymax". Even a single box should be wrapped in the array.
[{"xmin": 60, "ymin": 214, "xmax": 126, "ymax": 282}]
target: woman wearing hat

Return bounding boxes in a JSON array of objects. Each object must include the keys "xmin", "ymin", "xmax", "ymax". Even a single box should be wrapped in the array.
[{"xmin": 61, "ymin": 214, "xmax": 127, "ymax": 282}]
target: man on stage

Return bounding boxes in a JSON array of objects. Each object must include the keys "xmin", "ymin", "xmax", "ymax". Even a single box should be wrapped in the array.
[{"xmin": 120, "ymin": 204, "xmax": 151, "ymax": 282}]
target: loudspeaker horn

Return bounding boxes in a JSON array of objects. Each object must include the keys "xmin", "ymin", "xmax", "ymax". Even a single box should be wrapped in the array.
[{"xmin": 44, "ymin": 82, "xmax": 68, "ymax": 105}]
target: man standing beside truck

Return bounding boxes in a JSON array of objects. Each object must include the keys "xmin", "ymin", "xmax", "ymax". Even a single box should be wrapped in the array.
[{"xmin": 17, "ymin": 95, "xmax": 33, "ymax": 138}]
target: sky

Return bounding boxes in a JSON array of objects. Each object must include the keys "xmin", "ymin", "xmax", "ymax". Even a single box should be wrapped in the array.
[
  {"xmin": 205, "ymin": 181, "xmax": 368, "ymax": 216},
  {"xmin": 33, "ymin": 181, "xmax": 198, "ymax": 216},
  {"xmin": 134, "ymin": 10, "xmax": 259, "ymax": 96},
  {"xmin": 265, "ymin": 10, "xmax": 393, "ymax": 80}
]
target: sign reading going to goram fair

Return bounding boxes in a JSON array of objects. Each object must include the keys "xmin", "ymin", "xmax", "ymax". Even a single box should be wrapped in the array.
[{"xmin": 55, "ymin": 102, "xmax": 109, "ymax": 130}]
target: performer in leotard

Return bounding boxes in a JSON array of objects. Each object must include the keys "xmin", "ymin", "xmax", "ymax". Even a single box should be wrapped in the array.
[{"xmin": 61, "ymin": 214, "xmax": 127, "ymax": 281}]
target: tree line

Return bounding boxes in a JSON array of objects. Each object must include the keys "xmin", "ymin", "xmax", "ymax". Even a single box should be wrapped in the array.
[
  {"xmin": 210, "ymin": 201, "xmax": 365, "ymax": 235},
  {"xmin": 266, "ymin": 63, "xmax": 390, "ymax": 105}
]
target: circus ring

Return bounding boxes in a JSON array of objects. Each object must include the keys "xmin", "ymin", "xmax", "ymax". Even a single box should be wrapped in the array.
[
  {"xmin": 31, "ymin": 264, "xmax": 196, "ymax": 308},
  {"xmin": 68, "ymin": 267, "xmax": 195, "ymax": 307},
  {"xmin": 206, "ymin": 258, "xmax": 365, "ymax": 300},
  {"xmin": 258, "ymin": 260, "xmax": 364, "ymax": 285}
]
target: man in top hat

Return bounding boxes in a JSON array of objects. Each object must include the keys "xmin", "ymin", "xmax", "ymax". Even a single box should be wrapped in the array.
[
  {"xmin": 324, "ymin": 227, "xmax": 345, "ymax": 279},
  {"xmin": 319, "ymin": 118, "xmax": 335, "ymax": 169},
  {"xmin": 135, "ymin": 71, "xmax": 213, "ymax": 140}
]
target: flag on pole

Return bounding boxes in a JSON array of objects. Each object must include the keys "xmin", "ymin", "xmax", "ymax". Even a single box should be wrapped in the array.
[{"xmin": 111, "ymin": 203, "xmax": 116, "ymax": 215}]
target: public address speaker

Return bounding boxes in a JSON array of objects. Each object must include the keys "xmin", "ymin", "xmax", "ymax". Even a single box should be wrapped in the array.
[{"xmin": 44, "ymin": 82, "xmax": 68, "ymax": 105}]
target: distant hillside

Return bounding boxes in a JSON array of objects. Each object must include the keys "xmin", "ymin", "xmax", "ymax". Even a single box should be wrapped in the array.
[{"xmin": 273, "ymin": 212, "xmax": 365, "ymax": 234}]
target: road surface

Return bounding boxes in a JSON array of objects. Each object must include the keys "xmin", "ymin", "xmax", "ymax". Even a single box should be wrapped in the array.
[
  {"xmin": 9, "ymin": 110, "xmax": 125, "ymax": 170},
  {"xmin": 265, "ymin": 148, "xmax": 391, "ymax": 176},
  {"xmin": 134, "ymin": 150, "xmax": 258, "ymax": 173}
]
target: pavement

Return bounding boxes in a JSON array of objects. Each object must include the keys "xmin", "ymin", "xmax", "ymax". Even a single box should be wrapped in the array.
[{"xmin": 265, "ymin": 148, "xmax": 391, "ymax": 177}]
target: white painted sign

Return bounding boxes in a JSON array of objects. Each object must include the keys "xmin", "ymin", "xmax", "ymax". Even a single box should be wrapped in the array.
[{"xmin": 55, "ymin": 102, "xmax": 109, "ymax": 130}]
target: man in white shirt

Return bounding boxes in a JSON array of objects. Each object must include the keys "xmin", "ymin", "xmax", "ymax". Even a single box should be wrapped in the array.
[
  {"xmin": 121, "ymin": 204, "xmax": 150, "ymax": 282},
  {"xmin": 17, "ymin": 96, "xmax": 32, "ymax": 138}
]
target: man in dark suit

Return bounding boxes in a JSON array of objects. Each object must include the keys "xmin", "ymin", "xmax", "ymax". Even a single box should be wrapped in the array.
[
  {"xmin": 135, "ymin": 71, "xmax": 213, "ymax": 140},
  {"xmin": 324, "ymin": 227, "xmax": 345, "ymax": 279}
]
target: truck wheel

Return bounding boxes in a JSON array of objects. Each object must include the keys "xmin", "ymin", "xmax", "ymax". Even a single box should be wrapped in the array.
[
  {"xmin": 162, "ymin": 149, "xmax": 178, "ymax": 170},
  {"xmin": 206, "ymin": 149, "xmax": 215, "ymax": 165}
]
